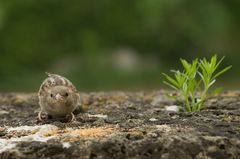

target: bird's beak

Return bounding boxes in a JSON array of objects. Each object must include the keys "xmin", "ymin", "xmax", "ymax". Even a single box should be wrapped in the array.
[{"xmin": 55, "ymin": 93, "xmax": 63, "ymax": 101}]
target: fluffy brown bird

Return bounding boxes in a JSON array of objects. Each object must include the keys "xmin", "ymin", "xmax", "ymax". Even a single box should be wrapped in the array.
[{"xmin": 38, "ymin": 72, "xmax": 80, "ymax": 121}]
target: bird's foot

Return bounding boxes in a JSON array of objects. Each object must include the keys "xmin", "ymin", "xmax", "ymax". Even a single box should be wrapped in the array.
[
  {"xmin": 37, "ymin": 111, "xmax": 76, "ymax": 122},
  {"xmin": 65, "ymin": 113, "xmax": 76, "ymax": 122},
  {"xmin": 37, "ymin": 111, "xmax": 49, "ymax": 122}
]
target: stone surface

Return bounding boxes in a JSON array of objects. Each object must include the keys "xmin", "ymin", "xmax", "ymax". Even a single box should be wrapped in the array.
[{"xmin": 0, "ymin": 91, "xmax": 240, "ymax": 159}]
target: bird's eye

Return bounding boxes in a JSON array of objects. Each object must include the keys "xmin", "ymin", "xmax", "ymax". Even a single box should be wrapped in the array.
[
  {"xmin": 50, "ymin": 94, "xmax": 53, "ymax": 98},
  {"xmin": 65, "ymin": 93, "xmax": 69, "ymax": 97}
]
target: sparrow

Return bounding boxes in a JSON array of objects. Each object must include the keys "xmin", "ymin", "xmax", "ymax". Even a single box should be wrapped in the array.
[{"xmin": 38, "ymin": 72, "xmax": 80, "ymax": 122}]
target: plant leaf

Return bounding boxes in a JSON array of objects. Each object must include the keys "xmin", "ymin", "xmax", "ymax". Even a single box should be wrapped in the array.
[
  {"xmin": 208, "ymin": 79, "xmax": 216, "ymax": 88},
  {"xmin": 198, "ymin": 71, "xmax": 206, "ymax": 87},
  {"xmin": 212, "ymin": 65, "xmax": 232, "ymax": 79},
  {"xmin": 214, "ymin": 56, "xmax": 225, "ymax": 71},
  {"xmin": 162, "ymin": 73, "xmax": 179, "ymax": 88},
  {"xmin": 181, "ymin": 59, "xmax": 190, "ymax": 70},
  {"xmin": 163, "ymin": 81, "xmax": 178, "ymax": 91}
]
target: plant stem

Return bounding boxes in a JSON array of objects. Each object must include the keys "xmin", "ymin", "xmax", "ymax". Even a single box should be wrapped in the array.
[{"xmin": 184, "ymin": 95, "xmax": 191, "ymax": 112}]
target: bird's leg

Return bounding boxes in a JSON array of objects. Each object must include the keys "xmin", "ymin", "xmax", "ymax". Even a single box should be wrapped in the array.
[
  {"xmin": 70, "ymin": 112, "xmax": 76, "ymax": 122},
  {"xmin": 38, "ymin": 111, "xmax": 43, "ymax": 121}
]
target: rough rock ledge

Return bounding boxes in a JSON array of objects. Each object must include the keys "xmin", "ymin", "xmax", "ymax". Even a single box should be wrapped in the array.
[{"xmin": 0, "ymin": 91, "xmax": 240, "ymax": 159}]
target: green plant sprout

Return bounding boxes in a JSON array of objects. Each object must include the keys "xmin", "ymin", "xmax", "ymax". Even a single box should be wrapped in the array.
[{"xmin": 162, "ymin": 55, "xmax": 232, "ymax": 112}]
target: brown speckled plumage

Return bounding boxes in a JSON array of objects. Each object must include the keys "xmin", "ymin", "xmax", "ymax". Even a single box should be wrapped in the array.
[{"xmin": 38, "ymin": 72, "xmax": 80, "ymax": 121}]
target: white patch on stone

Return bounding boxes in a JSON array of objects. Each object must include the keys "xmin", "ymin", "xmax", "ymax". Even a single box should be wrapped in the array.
[
  {"xmin": 0, "ymin": 125, "xmax": 58, "ymax": 153},
  {"xmin": 0, "ymin": 110, "xmax": 9, "ymax": 115},
  {"xmin": 88, "ymin": 114, "xmax": 108, "ymax": 118},
  {"xmin": 7, "ymin": 125, "xmax": 42, "ymax": 132},
  {"xmin": 149, "ymin": 118, "xmax": 158, "ymax": 122},
  {"xmin": 0, "ymin": 139, "xmax": 17, "ymax": 153},
  {"xmin": 164, "ymin": 105, "xmax": 179, "ymax": 112},
  {"xmin": 62, "ymin": 142, "xmax": 71, "ymax": 149}
]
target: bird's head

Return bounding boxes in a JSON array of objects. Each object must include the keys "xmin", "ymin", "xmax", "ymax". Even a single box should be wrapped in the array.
[{"xmin": 46, "ymin": 85, "xmax": 75, "ymax": 105}]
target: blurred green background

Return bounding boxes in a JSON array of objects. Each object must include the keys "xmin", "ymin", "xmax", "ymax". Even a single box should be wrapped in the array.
[{"xmin": 0, "ymin": 0, "xmax": 239, "ymax": 92}]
